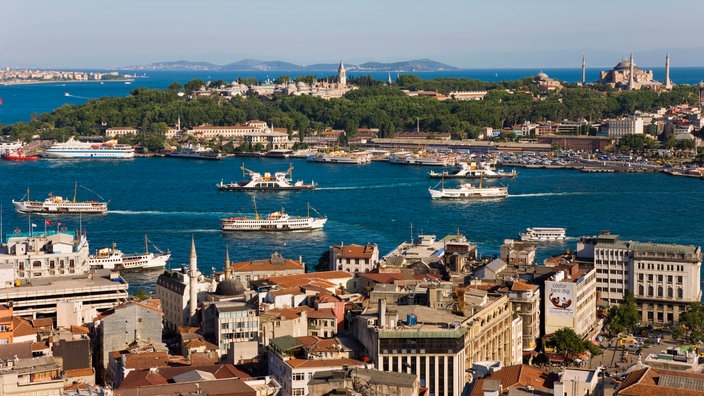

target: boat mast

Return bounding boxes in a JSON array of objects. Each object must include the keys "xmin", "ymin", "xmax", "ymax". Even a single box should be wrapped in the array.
[
  {"xmin": 253, "ymin": 197, "xmax": 259, "ymax": 220},
  {"xmin": 144, "ymin": 234, "xmax": 149, "ymax": 254},
  {"xmin": 73, "ymin": 181, "xmax": 77, "ymax": 203}
]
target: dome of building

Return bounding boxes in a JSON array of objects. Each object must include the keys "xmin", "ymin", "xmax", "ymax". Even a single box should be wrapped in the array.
[
  {"xmin": 614, "ymin": 59, "xmax": 635, "ymax": 70},
  {"xmin": 215, "ymin": 278, "xmax": 245, "ymax": 296},
  {"xmin": 536, "ymin": 72, "xmax": 549, "ymax": 81}
]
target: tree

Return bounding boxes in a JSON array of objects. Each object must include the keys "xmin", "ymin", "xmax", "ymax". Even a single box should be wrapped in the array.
[
  {"xmin": 133, "ymin": 289, "xmax": 149, "ymax": 301},
  {"xmin": 548, "ymin": 328, "xmax": 586, "ymax": 359},
  {"xmin": 677, "ymin": 302, "xmax": 704, "ymax": 342},
  {"xmin": 313, "ymin": 250, "xmax": 331, "ymax": 272},
  {"xmin": 167, "ymin": 82, "xmax": 184, "ymax": 92},
  {"xmin": 184, "ymin": 79, "xmax": 207, "ymax": 94},
  {"xmin": 604, "ymin": 290, "xmax": 640, "ymax": 336}
]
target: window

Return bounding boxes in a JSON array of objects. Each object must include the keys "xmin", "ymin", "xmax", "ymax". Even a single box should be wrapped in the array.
[
  {"xmin": 292, "ymin": 388, "xmax": 305, "ymax": 396},
  {"xmin": 292, "ymin": 373, "xmax": 305, "ymax": 381}
]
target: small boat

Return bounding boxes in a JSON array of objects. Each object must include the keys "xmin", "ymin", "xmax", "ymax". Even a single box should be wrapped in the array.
[
  {"xmin": 221, "ymin": 199, "xmax": 326, "ymax": 231},
  {"xmin": 428, "ymin": 176, "xmax": 508, "ymax": 199},
  {"xmin": 429, "ymin": 161, "xmax": 517, "ymax": 179},
  {"xmin": 1, "ymin": 149, "xmax": 40, "ymax": 161},
  {"xmin": 307, "ymin": 151, "xmax": 371, "ymax": 164},
  {"xmin": 166, "ymin": 144, "xmax": 221, "ymax": 160},
  {"xmin": 519, "ymin": 227, "xmax": 567, "ymax": 242},
  {"xmin": 217, "ymin": 163, "xmax": 316, "ymax": 191},
  {"xmin": 64, "ymin": 92, "xmax": 70, "ymax": 97},
  {"xmin": 12, "ymin": 183, "xmax": 108, "ymax": 214},
  {"xmin": 88, "ymin": 235, "xmax": 170, "ymax": 270}
]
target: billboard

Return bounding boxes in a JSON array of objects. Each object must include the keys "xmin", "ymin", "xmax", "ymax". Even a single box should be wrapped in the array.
[{"xmin": 546, "ymin": 281, "xmax": 575, "ymax": 317}]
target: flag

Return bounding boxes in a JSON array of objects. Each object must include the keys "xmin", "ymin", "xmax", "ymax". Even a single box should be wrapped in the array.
[
  {"xmin": 31, "ymin": 223, "xmax": 37, "ymax": 228},
  {"xmin": 0, "ymin": 97, "xmax": 3, "ymax": 105},
  {"xmin": 45, "ymin": 220, "xmax": 53, "ymax": 226},
  {"xmin": 57, "ymin": 222, "xmax": 62, "ymax": 226}
]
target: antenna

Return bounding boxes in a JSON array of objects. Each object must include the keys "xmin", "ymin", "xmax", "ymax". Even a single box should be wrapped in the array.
[{"xmin": 410, "ymin": 223, "xmax": 413, "ymax": 243}]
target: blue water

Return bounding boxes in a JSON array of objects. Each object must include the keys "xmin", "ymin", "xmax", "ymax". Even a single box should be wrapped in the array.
[
  {"xmin": 2, "ymin": 67, "xmax": 704, "ymax": 125},
  {"xmin": 1, "ymin": 158, "xmax": 703, "ymax": 293}
]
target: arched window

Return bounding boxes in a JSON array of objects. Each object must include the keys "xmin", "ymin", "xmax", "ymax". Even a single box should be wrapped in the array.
[
  {"xmin": 678, "ymin": 288, "xmax": 684, "ymax": 299},
  {"xmin": 657, "ymin": 286, "xmax": 663, "ymax": 297},
  {"xmin": 648, "ymin": 286, "xmax": 653, "ymax": 296},
  {"xmin": 668, "ymin": 288, "xmax": 673, "ymax": 298},
  {"xmin": 638, "ymin": 285, "xmax": 644, "ymax": 295}
]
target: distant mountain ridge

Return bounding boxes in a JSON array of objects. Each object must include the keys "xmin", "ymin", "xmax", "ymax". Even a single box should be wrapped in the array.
[{"xmin": 123, "ymin": 58, "xmax": 458, "ymax": 72}]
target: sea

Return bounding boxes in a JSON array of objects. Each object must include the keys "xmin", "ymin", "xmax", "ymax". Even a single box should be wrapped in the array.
[{"xmin": 1, "ymin": 68, "xmax": 704, "ymax": 294}]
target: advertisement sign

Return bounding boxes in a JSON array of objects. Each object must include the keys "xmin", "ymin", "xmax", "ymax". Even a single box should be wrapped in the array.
[{"xmin": 546, "ymin": 281, "xmax": 575, "ymax": 317}]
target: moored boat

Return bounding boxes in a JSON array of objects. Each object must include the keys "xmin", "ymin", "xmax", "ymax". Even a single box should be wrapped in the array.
[
  {"xmin": 217, "ymin": 163, "xmax": 316, "ymax": 191},
  {"xmin": 166, "ymin": 144, "xmax": 222, "ymax": 160},
  {"xmin": 1, "ymin": 148, "xmax": 40, "ymax": 161},
  {"xmin": 220, "ymin": 199, "xmax": 326, "ymax": 231},
  {"xmin": 389, "ymin": 151, "xmax": 451, "ymax": 166},
  {"xmin": 519, "ymin": 227, "xmax": 567, "ymax": 242},
  {"xmin": 12, "ymin": 184, "xmax": 108, "ymax": 214},
  {"xmin": 88, "ymin": 235, "xmax": 170, "ymax": 270},
  {"xmin": 429, "ymin": 161, "xmax": 517, "ymax": 179},
  {"xmin": 307, "ymin": 151, "xmax": 371, "ymax": 164}
]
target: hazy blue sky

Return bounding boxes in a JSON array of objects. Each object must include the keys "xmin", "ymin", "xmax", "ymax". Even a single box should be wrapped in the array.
[{"xmin": 3, "ymin": 0, "xmax": 703, "ymax": 69}]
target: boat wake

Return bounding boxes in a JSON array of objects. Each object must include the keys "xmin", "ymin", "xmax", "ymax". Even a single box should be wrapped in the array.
[
  {"xmin": 64, "ymin": 93, "xmax": 90, "ymax": 99},
  {"xmin": 110, "ymin": 210, "xmax": 230, "ymax": 216},
  {"xmin": 510, "ymin": 192, "xmax": 590, "ymax": 198},
  {"xmin": 318, "ymin": 182, "xmax": 423, "ymax": 191}
]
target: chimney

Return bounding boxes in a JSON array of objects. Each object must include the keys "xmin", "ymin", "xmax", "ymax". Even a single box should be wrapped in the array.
[{"xmin": 378, "ymin": 299, "xmax": 387, "ymax": 329}]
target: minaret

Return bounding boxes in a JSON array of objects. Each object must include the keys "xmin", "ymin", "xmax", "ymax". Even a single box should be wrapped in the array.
[
  {"xmin": 337, "ymin": 61, "xmax": 347, "ymax": 86},
  {"xmin": 189, "ymin": 236, "xmax": 198, "ymax": 318},
  {"xmin": 581, "ymin": 54, "xmax": 586, "ymax": 86},
  {"xmin": 387, "ymin": 72, "xmax": 392, "ymax": 85},
  {"xmin": 224, "ymin": 245, "xmax": 232, "ymax": 280},
  {"xmin": 664, "ymin": 53, "xmax": 672, "ymax": 89},
  {"xmin": 628, "ymin": 53, "xmax": 635, "ymax": 90}
]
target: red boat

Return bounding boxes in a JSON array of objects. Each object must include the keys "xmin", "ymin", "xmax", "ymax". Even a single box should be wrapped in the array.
[{"xmin": 1, "ymin": 149, "xmax": 40, "ymax": 161}]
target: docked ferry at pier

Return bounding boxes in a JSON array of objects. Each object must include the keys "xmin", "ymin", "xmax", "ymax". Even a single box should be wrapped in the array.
[
  {"xmin": 220, "ymin": 200, "xmax": 326, "ymax": 231},
  {"xmin": 518, "ymin": 227, "xmax": 567, "ymax": 242},
  {"xmin": 217, "ymin": 164, "xmax": 316, "ymax": 191},
  {"xmin": 44, "ymin": 137, "xmax": 135, "ymax": 159}
]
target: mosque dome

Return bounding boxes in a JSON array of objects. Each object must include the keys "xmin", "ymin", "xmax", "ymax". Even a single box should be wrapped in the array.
[
  {"xmin": 296, "ymin": 81, "xmax": 306, "ymax": 89},
  {"xmin": 536, "ymin": 72, "xmax": 549, "ymax": 81},
  {"xmin": 614, "ymin": 59, "xmax": 635, "ymax": 71},
  {"xmin": 215, "ymin": 278, "xmax": 245, "ymax": 296}
]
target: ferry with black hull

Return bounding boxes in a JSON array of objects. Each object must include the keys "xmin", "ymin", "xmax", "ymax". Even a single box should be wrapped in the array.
[
  {"xmin": 44, "ymin": 137, "xmax": 134, "ymax": 159},
  {"xmin": 220, "ymin": 199, "xmax": 326, "ymax": 231},
  {"xmin": 217, "ymin": 164, "xmax": 316, "ymax": 191},
  {"xmin": 12, "ymin": 184, "xmax": 108, "ymax": 214}
]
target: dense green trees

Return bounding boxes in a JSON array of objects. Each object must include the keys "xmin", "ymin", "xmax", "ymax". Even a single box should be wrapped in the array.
[
  {"xmin": 604, "ymin": 291, "xmax": 640, "ymax": 336},
  {"xmin": 673, "ymin": 302, "xmax": 704, "ymax": 342},
  {"xmin": 2, "ymin": 75, "xmax": 699, "ymax": 147},
  {"xmin": 548, "ymin": 328, "xmax": 602, "ymax": 360}
]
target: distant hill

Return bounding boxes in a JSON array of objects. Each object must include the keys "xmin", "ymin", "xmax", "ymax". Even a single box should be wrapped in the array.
[{"xmin": 123, "ymin": 58, "xmax": 457, "ymax": 72}]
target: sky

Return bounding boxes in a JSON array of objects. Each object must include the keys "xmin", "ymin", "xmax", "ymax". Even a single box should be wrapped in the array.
[{"xmin": 3, "ymin": 0, "xmax": 704, "ymax": 69}]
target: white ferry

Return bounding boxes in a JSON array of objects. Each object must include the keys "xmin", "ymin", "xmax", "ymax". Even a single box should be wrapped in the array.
[
  {"xmin": 220, "ymin": 200, "xmax": 326, "ymax": 231},
  {"xmin": 428, "ymin": 178, "xmax": 508, "ymax": 199},
  {"xmin": 88, "ymin": 236, "xmax": 170, "ymax": 270},
  {"xmin": 12, "ymin": 185, "xmax": 108, "ymax": 214},
  {"xmin": 389, "ymin": 152, "xmax": 451, "ymax": 167},
  {"xmin": 44, "ymin": 137, "xmax": 135, "ymax": 159},
  {"xmin": 307, "ymin": 151, "xmax": 371, "ymax": 164},
  {"xmin": 519, "ymin": 227, "xmax": 567, "ymax": 242},
  {"xmin": 217, "ymin": 164, "xmax": 316, "ymax": 191},
  {"xmin": 429, "ymin": 161, "xmax": 517, "ymax": 179}
]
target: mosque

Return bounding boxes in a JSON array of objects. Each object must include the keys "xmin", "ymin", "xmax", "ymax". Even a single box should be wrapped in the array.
[{"xmin": 596, "ymin": 53, "xmax": 672, "ymax": 90}]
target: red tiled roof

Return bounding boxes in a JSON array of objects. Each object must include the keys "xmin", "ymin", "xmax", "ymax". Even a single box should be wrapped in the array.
[
  {"xmin": 469, "ymin": 364, "xmax": 557, "ymax": 396},
  {"xmin": 306, "ymin": 308, "xmax": 336, "ymax": 319},
  {"xmin": 331, "ymin": 244, "xmax": 376, "ymax": 259},
  {"xmin": 124, "ymin": 351, "xmax": 170, "ymax": 369},
  {"xmin": 261, "ymin": 306, "xmax": 309, "ymax": 321},
  {"xmin": 358, "ymin": 272, "xmax": 407, "ymax": 284},
  {"xmin": 511, "ymin": 281, "xmax": 538, "ymax": 292},
  {"xmin": 65, "ymin": 367, "xmax": 94, "ymax": 377},
  {"xmin": 266, "ymin": 271, "xmax": 351, "ymax": 287},
  {"xmin": 287, "ymin": 357, "xmax": 364, "ymax": 369},
  {"xmin": 230, "ymin": 258, "xmax": 304, "ymax": 272}
]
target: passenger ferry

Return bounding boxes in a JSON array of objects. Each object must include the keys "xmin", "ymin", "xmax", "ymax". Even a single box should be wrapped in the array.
[
  {"xmin": 220, "ymin": 200, "xmax": 326, "ymax": 231},
  {"xmin": 44, "ymin": 137, "xmax": 135, "ymax": 159},
  {"xmin": 307, "ymin": 151, "xmax": 371, "ymax": 164},
  {"xmin": 12, "ymin": 185, "xmax": 108, "ymax": 214},
  {"xmin": 88, "ymin": 236, "xmax": 170, "ymax": 270},
  {"xmin": 429, "ymin": 161, "xmax": 517, "ymax": 179},
  {"xmin": 217, "ymin": 164, "xmax": 316, "ymax": 191},
  {"xmin": 518, "ymin": 227, "xmax": 567, "ymax": 242},
  {"xmin": 428, "ymin": 177, "xmax": 508, "ymax": 199}
]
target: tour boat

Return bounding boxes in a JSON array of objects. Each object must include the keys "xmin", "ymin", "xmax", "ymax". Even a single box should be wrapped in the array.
[
  {"xmin": 307, "ymin": 151, "xmax": 371, "ymax": 164},
  {"xmin": 518, "ymin": 227, "xmax": 567, "ymax": 242},
  {"xmin": 166, "ymin": 144, "xmax": 222, "ymax": 160},
  {"xmin": 12, "ymin": 184, "xmax": 108, "ymax": 214},
  {"xmin": 221, "ymin": 199, "xmax": 326, "ymax": 231},
  {"xmin": 428, "ymin": 176, "xmax": 508, "ymax": 199},
  {"xmin": 88, "ymin": 235, "xmax": 170, "ymax": 271},
  {"xmin": 429, "ymin": 161, "xmax": 517, "ymax": 179},
  {"xmin": 389, "ymin": 152, "xmax": 451, "ymax": 166},
  {"xmin": 44, "ymin": 137, "xmax": 134, "ymax": 159},
  {"xmin": 1, "ymin": 149, "xmax": 40, "ymax": 161},
  {"xmin": 217, "ymin": 163, "xmax": 316, "ymax": 191}
]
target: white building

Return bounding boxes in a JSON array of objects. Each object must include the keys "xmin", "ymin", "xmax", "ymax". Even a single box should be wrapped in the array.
[
  {"xmin": 105, "ymin": 127, "xmax": 139, "ymax": 138},
  {"xmin": 544, "ymin": 264, "xmax": 597, "ymax": 338},
  {"xmin": 329, "ymin": 243, "xmax": 379, "ymax": 273},
  {"xmin": 608, "ymin": 116, "xmax": 644, "ymax": 139},
  {"xmin": 579, "ymin": 232, "xmax": 702, "ymax": 325}
]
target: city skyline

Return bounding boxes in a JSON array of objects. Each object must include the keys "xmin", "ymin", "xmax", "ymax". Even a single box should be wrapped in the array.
[{"xmin": 2, "ymin": 0, "xmax": 704, "ymax": 69}]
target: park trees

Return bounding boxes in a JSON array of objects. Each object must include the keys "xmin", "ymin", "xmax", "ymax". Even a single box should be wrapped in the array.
[{"xmin": 603, "ymin": 291, "xmax": 640, "ymax": 337}]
